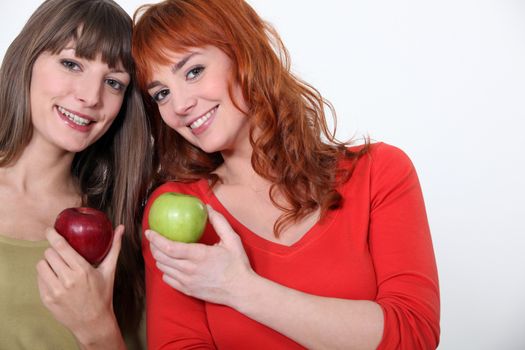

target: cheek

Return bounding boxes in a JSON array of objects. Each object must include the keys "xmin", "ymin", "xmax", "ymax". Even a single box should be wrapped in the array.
[
  {"xmin": 30, "ymin": 71, "xmax": 54, "ymax": 102},
  {"xmin": 231, "ymin": 85, "xmax": 249, "ymax": 112},
  {"xmin": 158, "ymin": 105, "xmax": 184, "ymax": 130},
  {"xmin": 105, "ymin": 94, "xmax": 125, "ymax": 120},
  {"xmin": 158, "ymin": 106, "xmax": 195, "ymax": 142},
  {"xmin": 208, "ymin": 78, "xmax": 229, "ymax": 97}
]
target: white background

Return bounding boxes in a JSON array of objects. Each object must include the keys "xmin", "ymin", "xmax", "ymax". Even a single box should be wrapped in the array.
[{"xmin": 2, "ymin": 1, "xmax": 524, "ymax": 349}]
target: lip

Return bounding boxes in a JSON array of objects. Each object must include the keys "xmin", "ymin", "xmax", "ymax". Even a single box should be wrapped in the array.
[
  {"xmin": 56, "ymin": 105, "xmax": 95, "ymax": 132},
  {"xmin": 188, "ymin": 105, "xmax": 218, "ymax": 136}
]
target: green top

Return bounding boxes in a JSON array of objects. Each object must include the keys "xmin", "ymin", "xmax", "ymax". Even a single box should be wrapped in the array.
[
  {"xmin": 0, "ymin": 234, "xmax": 147, "ymax": 349},
  {"xmin": 0, "ymin": 234, "xmax": 78, "ymax": 349}
]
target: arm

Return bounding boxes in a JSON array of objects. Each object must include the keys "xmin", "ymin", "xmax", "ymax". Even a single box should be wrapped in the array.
[
  {"xmin": 147, "ymin": 146, "xmax": 439, "ymax": 349},
  {"xmin": 36, "ymin": 226, "xmax": 126, "ymax": 350},
  {"xmin": 142, "ymin": 184, "xmax": 216, "ymax": 349},
  {"xmin": 147, "ymin": 206, "xmax": 382, "ymax": 350},
  {"xmin": 368, "ymin": 145, "xmax": 440, "ymax": 349},
  {"xmin": 230, "ymin": 265, "xmax": 385, "ymax": 350}
]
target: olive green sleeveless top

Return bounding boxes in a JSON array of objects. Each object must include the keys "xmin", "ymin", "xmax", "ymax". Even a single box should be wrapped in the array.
[
  {"xmin": 0, "ymin": 234, "xmax": 146, "ymax": 349},
  {"xmin": 0, "ymin": 234, "xmax": 78, "ymax": 349}
]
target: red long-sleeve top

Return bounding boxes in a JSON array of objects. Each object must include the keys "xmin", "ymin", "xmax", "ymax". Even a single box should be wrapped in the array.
[{"xmin": 142, "ymin": 143, "xmax": 440, "ymax": 349}]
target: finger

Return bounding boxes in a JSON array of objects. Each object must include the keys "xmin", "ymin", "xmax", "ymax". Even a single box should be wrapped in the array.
[
  {"xmin": 150, "ymin": 243, "xmax": 174, "ymax": 264},
  {"xmin": 145, "ymin": 229, "xmax": 201, "ymax": 260},
  {"xmin": 206, "ymin": 205, "xmax": 240, "ymax": 245},
  {"xmin": 42, "ymin": 247, "xmax": 73, "ymax": 284},
  {"xmin": 36, "ymin": 259, "xmax": 63, "ymax": 299},
  {"xmin": 155, "ymin": 257, "xmax": 194, "ymax": 275},
  {"xmin": 43, "ymin": 247, "xmax": 89, "ymax": 291},
  {"xmin": 36, "ymin": 268, "xmax": 54, "ymax": 307},
  {"xmin": 156, "ymin": 261, "xmax": 183, "ymax": 277},
  {"xmin": 149, "ymin": 241, "xmax": 193, "ymax": 266},
  {"xmin": 98, "ymin": 224, "xmax": 124, "ymax": 272},
  {"xmin": 45, "ymin": 228, "xmax": 88, "ymax": 269},
  {"xmin": 162, "ymin": 274, "xmax": 187, "ymax": 294}
]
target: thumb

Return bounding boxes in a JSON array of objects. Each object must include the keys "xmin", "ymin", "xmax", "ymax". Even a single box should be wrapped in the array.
[
  {"xmin": 98, "ymin": 224, "xmax": 124, "ymax": 273},
  {"xmin": 206, "ymin": 205, "xmax": 240, "ymax": 246}
]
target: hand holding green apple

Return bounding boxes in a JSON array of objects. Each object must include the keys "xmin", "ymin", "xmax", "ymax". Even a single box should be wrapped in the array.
[{"xmin": 148, "ymin": 192, "xmax": 208, "ymax": 243}]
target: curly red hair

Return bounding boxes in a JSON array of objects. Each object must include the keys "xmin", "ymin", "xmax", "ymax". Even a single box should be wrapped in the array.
[{"xmin": 132, "ymin": 0, "xmax": 368, "ymax": 236}]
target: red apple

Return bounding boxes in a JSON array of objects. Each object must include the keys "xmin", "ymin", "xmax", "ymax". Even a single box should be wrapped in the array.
[{"xmin": 54, "ymin": 207, "xmax": 114, "ymax": 265}]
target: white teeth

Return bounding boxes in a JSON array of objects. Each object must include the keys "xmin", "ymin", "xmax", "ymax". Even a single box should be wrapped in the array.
[
  {"xmin": 58, "ymin": 106, "xmax": 90, "ymax": 126},
  {"xmin": 189, "ymin": 107, "xmax": 216, "ymax": 129}
]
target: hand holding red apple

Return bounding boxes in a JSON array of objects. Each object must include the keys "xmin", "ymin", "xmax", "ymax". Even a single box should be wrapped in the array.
[{"xmin": 36, "ymin": 223, "xmax": 125, "ymax": 347}]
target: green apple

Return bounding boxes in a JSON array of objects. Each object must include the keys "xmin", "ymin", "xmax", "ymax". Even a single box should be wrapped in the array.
[{"xmin": 148, "ymin": 192, "xmax": 208, "ymax": 243}]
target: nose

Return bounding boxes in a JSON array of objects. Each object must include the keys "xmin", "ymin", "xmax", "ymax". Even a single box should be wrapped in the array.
[
  {"xmin": 75, "ymin": 75, "xmax": 102, "ymax": 107},
  {"xmin": 172, "ymin": 86, "xmax": 197, "ymax": 116}
]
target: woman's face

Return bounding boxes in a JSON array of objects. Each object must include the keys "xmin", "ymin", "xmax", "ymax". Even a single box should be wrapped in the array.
[
  {"xmin": 146, "ymin": 46, "xmax": 250, "ymax": 155},
  {"xmin": 29, "ymin": 42, "xmax": 130, "ymax": 153}
]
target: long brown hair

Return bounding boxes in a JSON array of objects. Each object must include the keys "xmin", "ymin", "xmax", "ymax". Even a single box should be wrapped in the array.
[
  {"xmin": 0, "ymin": 0, "xmax": 151, "ymax": 335},
  {"xmin": 133, "ymin": 0, "xmax": 367, "ymax": 236}
]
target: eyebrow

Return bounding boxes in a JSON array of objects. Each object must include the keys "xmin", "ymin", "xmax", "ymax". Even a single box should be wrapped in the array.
[
  {"xmin": 146, "ymin": 52, "xmax": 199, "ymax": 90},
  {"xmin": 109, "ymin": 67, "xmax": 128, "ymax": 74},
  {"xmin": 63, "ymin": 45, "xmax": 128, "ymax": 75}
]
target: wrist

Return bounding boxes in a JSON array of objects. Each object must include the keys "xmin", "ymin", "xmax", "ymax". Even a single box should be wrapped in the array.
[
  {"xmin": 74, "ymin": 313, "xmax": 125, "ymax": 350},
  {"xmin": 229, "ymin": 269, "xmax": 266, "ymax": 314}
]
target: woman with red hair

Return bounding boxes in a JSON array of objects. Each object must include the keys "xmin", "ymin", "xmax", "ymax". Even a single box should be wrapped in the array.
[{"xmin": 133, "ymin": 0, "xmax": 440, "ymax": 349}]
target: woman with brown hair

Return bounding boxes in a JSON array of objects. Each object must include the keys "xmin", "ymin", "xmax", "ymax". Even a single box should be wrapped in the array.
[
  {"xmin": 133, "ymin": 0, "xmax": 440, "ymax": 348},
  {"xmin": 0, "ymin": 0, "xmax": 151, "ymax": 348}
]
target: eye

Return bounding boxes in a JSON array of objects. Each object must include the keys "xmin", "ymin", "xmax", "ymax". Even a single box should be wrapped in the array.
[
  {"xmin": 151, "ymin": 88, "xmax": 170, "ymax": 103},
  {"xmin": 60, "ymin": 59, "xmax": 81, "ymax": 71},
  {"xmin": 105, "ymin": 78, "xmax": 126, "ymax": 92},
  {"xmin": 186, "ymin": 66, "xmax": 204, "ymax": 80}
]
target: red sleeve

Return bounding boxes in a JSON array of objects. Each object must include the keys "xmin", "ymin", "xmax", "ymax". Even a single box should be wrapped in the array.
[
  {"xmin": 369, "ymin": 145, "xmax": 440, "ymax": 349},
  {"xmin": 142, "ymin": 183, "xmax": 216, "ymax": 349}
]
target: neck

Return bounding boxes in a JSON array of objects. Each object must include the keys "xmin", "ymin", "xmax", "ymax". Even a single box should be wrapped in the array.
[
  {"xmin": 1, "ymin": 137, "xmax": 77, "ymax": 195},
  {"xmin": 215, "ymin": 126, "xmax": 276, "ymax": 192},
  {"xmin": 218, "ymin": 148, "xmax": 273, "ymax": 193}
]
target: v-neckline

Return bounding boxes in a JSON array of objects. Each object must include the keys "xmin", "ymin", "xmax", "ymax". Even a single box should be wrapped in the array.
[{"xmin": 197, "ymin": 179, "xmax": 339, "ymax": 255}]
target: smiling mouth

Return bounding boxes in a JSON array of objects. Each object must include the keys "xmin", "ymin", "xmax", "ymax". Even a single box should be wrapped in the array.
[
  {"xmin": 57, "ymin": 106, "xmax": 92, "ymax": 126},
  {"xmin": 189, "ymin": 106, "xmax": 217, "ymax": 129}
]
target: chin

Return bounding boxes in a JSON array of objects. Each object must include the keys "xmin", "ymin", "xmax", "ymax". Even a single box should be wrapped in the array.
[
  {"xmin": 197, "ymin": 141, "xmax": 223, "ymax": 155},
  {"xmin": 59, "ymin": 140, "xmax": 91, "ymax": 154}
]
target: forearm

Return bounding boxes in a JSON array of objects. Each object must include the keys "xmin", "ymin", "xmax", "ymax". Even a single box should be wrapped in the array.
[{"xmin": 231, "ymin": 272, "xmax": 384, "ymax": 350}]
